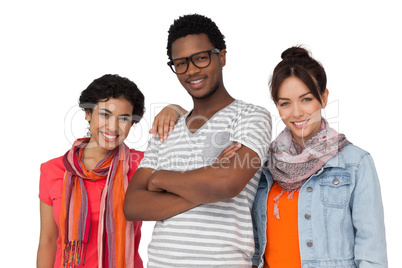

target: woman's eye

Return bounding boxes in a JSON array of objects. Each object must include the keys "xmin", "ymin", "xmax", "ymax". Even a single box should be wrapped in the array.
[
  {"xmin": 279, "ymin": 102, "xmax": 289, "ymax": 107},
  {"xmin": 100, "ymin": 112, "xmax": 110, "ymax": 118},
  {"xmin": 303, "ymin": 98, "xmax": 312, "ymax": 102},
  {"xmin": 120, "ymin": 117, "xmax": 131, "ymax": 122}
]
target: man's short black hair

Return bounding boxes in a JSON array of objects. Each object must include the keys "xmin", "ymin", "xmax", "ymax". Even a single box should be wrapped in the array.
[
  {"xmin": 79, "ymin": 74, "xmax": 145, "ymax": 123},
  {"xmin": 167, "ymin": 14, "xmax": 226, "ymax": 60}
]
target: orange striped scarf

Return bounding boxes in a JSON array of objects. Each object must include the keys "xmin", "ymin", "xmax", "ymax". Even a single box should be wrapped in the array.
[{"xmin": 60, "ymin": 138, "xmax": 135, "ymax": 268}]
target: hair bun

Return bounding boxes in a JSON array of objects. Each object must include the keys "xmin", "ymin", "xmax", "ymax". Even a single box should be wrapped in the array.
[{"xmin": 281, "ymin": 46, "xmax": 310, "ymax": 60}]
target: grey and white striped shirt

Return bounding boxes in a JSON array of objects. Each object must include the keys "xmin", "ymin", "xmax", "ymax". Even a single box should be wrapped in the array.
[{"xmin": 139, "ymin": 100, "xmax": 272, "ymax": 267}]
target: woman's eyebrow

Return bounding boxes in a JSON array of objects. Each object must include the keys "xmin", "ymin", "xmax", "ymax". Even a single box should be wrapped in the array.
[
  {"xmin": 299, "ymin": 92, "xmax": 313, "ymax": 98},
  {"xmin": 99, "ymin": 108, "xmax": 112, "ymax": 113},
  {"xmin": 99, "ymin": 108, "xmax": 131, "ymax": 117},
  {"xmin": 278, "ymin": 92, "xmax": 313, "ymax": 101}
]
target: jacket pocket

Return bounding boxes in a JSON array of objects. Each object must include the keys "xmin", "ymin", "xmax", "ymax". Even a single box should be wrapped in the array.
[{"xmin": 319, "ymin": 174, "xmax": 351, "ymax": 208}]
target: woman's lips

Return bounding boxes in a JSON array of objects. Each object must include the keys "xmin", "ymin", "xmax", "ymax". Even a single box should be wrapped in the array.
[
  {"xmin": 292, "ymin": 119, "xmax": 310, "ymax": 129},
  {"xmin": 100, "ymin": 131, "xmax": 119, "ymax": 142}
]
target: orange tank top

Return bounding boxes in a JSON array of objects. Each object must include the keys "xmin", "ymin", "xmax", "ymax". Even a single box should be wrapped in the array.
[{"xmin": 263, "ymin": 182, "xmax": 301, "ymax": 268}]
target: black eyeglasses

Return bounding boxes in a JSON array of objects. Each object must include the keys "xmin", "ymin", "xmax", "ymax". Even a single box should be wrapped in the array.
[{"xmin": 167, "ymin": 48, "xmax": 220, "ymax": 74}]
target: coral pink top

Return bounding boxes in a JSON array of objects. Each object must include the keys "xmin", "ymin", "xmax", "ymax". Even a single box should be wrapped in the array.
[{"xmin": 39, "ymin": 149, "xmax": 144, "ymax": 268}]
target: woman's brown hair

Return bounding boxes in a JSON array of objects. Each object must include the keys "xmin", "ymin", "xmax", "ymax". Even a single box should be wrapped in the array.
[{"xmin": 270, "ymin": 46, "xmax": 327, "ymax": 105}]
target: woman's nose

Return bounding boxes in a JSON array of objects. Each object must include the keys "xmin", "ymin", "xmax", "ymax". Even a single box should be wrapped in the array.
[
  {"xmin": 107, "ymin": 117, "xmax": 119, "ymax": 131},
  {"xmin": 292, "ymin": 104, "xmax": 304, "ymax": 118}
]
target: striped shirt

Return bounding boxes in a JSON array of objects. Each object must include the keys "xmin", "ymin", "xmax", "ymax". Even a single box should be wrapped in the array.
[{"xmin": 139, "ymin": 100, "xmax": 272, "ymax": 267}]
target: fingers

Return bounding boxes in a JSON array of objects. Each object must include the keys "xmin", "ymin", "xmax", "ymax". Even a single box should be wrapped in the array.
[
  {"xmin": 149, "ymin": 119, "xmax": 175, "ymax": 141},
  {"xmin": 215, "ymin": 142, "xmax": 242, "ymax": 165},
  {"xmin": 169, "ymin": 118, "xmax": 176, "ymax": 133},
  {"xmin": 150, "ymin": 105, "xmax": 182, "ymax": 142},
  {"xmin": 225, "ymin": 142, "xmax": 242, "ymax": 159},
  {"xmin": 150, "ymin": 115, "xmax": 160, "ymax": 137},
  {"xmin": 222, "ymin": 142, "xmax": 242, "ymax": 156},
  {"xmin": 162, "ymin": 119, "xmax": 170, "ymax": 141},
  {"xmin": 157, "ymin": 117, "xmax": 166, "ymax": 141}
]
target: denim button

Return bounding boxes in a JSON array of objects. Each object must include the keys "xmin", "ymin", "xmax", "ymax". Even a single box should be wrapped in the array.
[
  {"xmin": 333, "ymin": 178, "xmax": 339, "ymax": 185},
  {"xmin": 307, "ymin": 187, "xmax": 313, "ymax": 192},
  {"xmin": 305, "ymin": 213, "xmax": 311, "ymax": 219},
  {"xmin": 307, "ymin": 241, "xmax": 313, "ymax": 247}
]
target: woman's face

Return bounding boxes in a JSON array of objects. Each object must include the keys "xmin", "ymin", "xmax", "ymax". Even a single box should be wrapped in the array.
[
  {"xmin": 276, "ymin": 76, "xmax": 328, "ymax": 148},
  {"xmin": 85, "ymin": 97, "xmax": 134, "ymax": 153}
]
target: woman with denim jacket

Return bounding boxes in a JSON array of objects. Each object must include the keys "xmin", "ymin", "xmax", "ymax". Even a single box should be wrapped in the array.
[{"xmin": 251, "ymin": 46, "xmax": 387, "ymax": 268}]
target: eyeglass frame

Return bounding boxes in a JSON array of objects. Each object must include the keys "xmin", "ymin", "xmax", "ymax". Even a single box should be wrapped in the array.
[{"xmin": 167, "ymin": 48, "xmax": 221, "ymax": 74}]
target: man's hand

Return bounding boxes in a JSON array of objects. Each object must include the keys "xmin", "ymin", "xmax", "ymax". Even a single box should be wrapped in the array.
[{"xmin": 213, "ymin": 142, "xmax": 242, "ymax": 167}]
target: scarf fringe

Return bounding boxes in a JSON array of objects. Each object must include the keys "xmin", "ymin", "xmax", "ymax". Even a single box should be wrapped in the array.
[
  {"xmin": 273, "ymin": 188, "xmax": 299, "ymax": 219},
  {"xmin": 62, "ymin": 241, "xmax": 87, "ymax": 268}
]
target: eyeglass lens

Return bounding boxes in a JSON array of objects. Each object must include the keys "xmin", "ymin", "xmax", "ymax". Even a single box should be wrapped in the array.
[{"xmin": 172, "ymin": 51, "xmax": 212, "ymax": 74}]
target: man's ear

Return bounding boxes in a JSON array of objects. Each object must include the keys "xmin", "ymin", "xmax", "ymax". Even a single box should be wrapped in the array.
[{"xmin": 219, "ymin": 49, "xmax": 227, "ymax": 68}]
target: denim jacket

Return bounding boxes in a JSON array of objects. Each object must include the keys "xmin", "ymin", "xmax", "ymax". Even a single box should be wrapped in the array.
[{"xmin": 252, "ymin": 144, "xmax": 387, "ymax": 268}]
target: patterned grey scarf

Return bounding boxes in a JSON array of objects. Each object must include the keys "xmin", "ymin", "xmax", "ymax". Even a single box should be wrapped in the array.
[{"xmin": 266, "ymin": 119, "xmax": 350, "ymax": 218}]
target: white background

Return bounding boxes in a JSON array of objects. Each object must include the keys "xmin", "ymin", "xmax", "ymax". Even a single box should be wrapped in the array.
[{"xmin": 1, "ymin": 1, "xmax": 401, "ymax": 266}]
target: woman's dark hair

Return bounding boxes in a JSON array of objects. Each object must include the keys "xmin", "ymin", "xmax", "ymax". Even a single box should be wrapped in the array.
[
  {"xmin": 270, "ymin": 46, "xmax": 327, "ymax": 105},
  {"xmin": 79, "ymin": 74, "xmax": 145, "ymax": 123},
  {"xmin": 166, "ymin": 14, "xmax": 226, "ymax": 60}
]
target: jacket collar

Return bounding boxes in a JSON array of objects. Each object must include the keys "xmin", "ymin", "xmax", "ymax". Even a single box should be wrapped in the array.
[{"xmin": 323, "ymin": 149, "xmax": 345, "ymax": 169}]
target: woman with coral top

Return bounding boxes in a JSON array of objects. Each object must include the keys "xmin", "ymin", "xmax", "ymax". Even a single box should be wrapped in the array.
[
  {"xmin": 37, "ymin": 74, "xmax": 145, "ymax": 268},
  {"xmin": 251, "ymin": 47, "xmax": 387, "ymax": 267}
]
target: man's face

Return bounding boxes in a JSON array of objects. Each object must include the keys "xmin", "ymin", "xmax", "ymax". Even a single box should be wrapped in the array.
[{"xmin": 171, "ymin": 34, "xmax": 226, "ymax": 100}]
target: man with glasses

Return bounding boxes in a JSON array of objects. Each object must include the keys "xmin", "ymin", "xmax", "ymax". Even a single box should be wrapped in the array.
[{"xmin": 124, "ymin": 14, "xmax": 271, "ymax": 267}]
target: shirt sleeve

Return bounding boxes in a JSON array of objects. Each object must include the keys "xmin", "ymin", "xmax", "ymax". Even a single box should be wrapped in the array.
[
  {"xmin": 38, "ymin": 163, "xmax": 53, "ymax": 206},
  {"xmin": 138, "ymin": 137, "xmax": 162, "ymax": 170},
  {"xmin": 230, "ymin": 104, "xmax": 272, "ymax": 166}
]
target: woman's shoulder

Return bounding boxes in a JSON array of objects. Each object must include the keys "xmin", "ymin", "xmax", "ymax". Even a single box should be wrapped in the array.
[
  {"xmin": 41, "ymin": 155, "xmax": 65, "ymax": 175},
  {"xmin": 129, "ymin": 148, "xmax": 144, "ymax": 161},
  {"xmin": 339, "ymin": 144, "xmax": 371, "ymax": 165},
  {"xmin": 39, "ymin": 155, "xmax": 66, "ymax": 199},
  {"xmin": 129, "ymin": 149, "xmax": 144, "ymax": 169},
  {"xmin": 129, "ymin": 148, "xmax": 144, "ymax": 157}
]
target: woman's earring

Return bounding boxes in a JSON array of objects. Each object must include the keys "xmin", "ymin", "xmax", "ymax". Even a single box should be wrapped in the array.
[{"xmin": 85, "ymin": 121, "xmax": 91, "ymax": 137}]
